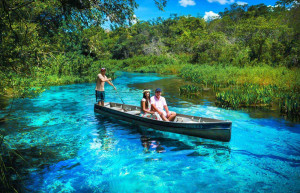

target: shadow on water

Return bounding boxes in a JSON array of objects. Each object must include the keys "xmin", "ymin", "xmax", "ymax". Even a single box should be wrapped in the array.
[
  {"xmin": 0, "ymin": 95, "xmax": 13, "ymax": 128},
  {"xmin": 94, "ymin": 113, "xmax": 231, "ymax": 162},
  {"xmin": 0, "ymin": 95, "xmax": 10, "ymax": 110}
]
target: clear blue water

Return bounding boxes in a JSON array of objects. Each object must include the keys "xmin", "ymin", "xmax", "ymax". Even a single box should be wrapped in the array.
[{"xmin": 1, "ymin": 72, "xmax": 300, "ymax": 192}]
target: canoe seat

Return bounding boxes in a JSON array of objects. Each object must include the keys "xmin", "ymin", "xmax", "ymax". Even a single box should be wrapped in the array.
[
  {"xmin": 111, "ymin": 107, "xmax": 124, "ymax": 112},
  {"xmin": 126, "ymin": 110, "xmax": 140, "ymax": 116},
  {"xmin": 175, "ymin": 117, "xmax": 183, "ymax": 122},
  {"xmin": 182, "ymin": 118, "xmax": 196, "ymax": 123}
]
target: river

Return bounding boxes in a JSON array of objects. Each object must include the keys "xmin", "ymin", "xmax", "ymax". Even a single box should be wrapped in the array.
[{"xmin": 1, "ymin": 72, "xmax": 299, "ymax": 192}]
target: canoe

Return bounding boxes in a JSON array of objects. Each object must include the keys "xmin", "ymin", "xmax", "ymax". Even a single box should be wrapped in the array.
[{"xmin": 94, "ymin": 102, "xmax": 232, "ymax": 142}]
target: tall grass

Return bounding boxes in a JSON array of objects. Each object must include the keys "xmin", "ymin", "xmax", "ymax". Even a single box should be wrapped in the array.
[
  {"xmin": 116, "ymin": 56, "xmax": 299, "ymax": 117},
  {"xmin": 117, "ymin": 55, "xmax": 185, "ymax": 74},
  {"xmin": 179, "ymin": 64, "xmax": 300, "ymax": 116},
  {"xmin": 3, "ymin": 54, "xmax": 299, "ymax": 117}
]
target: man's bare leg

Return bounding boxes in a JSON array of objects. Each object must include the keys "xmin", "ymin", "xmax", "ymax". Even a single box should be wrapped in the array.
[
  {"xmin": 168, "ymin": 112, "xmax": 176, "ymax": 121},
  {"xmin": 101, "ymin": 101, "xmax": 104, "ymax": 106}
]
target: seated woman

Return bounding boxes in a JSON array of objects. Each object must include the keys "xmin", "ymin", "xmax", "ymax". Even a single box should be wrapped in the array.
[{"xmin": 140, "ymin": 89, "xmax": 160, "ymax": 120}]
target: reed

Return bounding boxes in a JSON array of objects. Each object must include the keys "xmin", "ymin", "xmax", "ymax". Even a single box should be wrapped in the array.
[
  {"xmin": 179, "ymin": 85, "xmax": 203, "ymax": 95},
  {"xmin": 215, "ymin": 84, "xmax": 275, "ymax": 108},
  {"xmin": 178, "ymin": 64, "xmax": 300, "ymax": 116},
  {"xmin": 3, "ymin": 54, "xmax": 299, "ymax": 117}
]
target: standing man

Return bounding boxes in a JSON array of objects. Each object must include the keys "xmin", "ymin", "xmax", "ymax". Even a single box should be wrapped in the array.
[
  {"xmin": 95, "ymin": 68, "xmax": 116, "ymax": 106},
  {"xmin": 151, "ymin": 88, "xmax": 176, "ymax": 122}
]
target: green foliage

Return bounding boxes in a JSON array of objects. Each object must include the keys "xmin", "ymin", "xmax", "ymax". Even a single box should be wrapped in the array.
[
  {"xmin": 179, "ymin": 64, "xmax": 299, "ymax": 115},
  {"xmin": 0, "ymin": 0, "xmax": 166, "ymax": 98},
  {"xmin": 179, "ymin": 85, "xmax": 203, "ymax": 94},
  {"xmin": 0, "ymin": 0, "xmax": 299, "ymax": 117},
  {"xmin": 216, "ymin": 84, "xmax": 275, "ymax": 108},
  {"xmin": 117, "ymin": 55, "xmax": 185, "ymax": 74},
  {"xmin": 216, "ymin": 82, "xmax": 300, "ymax": 117},
  {"xmin": 180, "ymin": 64, "xmax": 240, "ymax": 88},
  {"xmin": 180, "ymin": 64, "xmax": 300, "ymax": 89},
  {"xmin": 279, "ymin": 92, "xmax": 300, "ymax": 117}
]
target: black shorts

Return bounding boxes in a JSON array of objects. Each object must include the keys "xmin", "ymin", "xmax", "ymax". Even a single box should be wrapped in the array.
[{"xmin": 96, "ymin": 91, "xmax": 105, "ymax": 102}]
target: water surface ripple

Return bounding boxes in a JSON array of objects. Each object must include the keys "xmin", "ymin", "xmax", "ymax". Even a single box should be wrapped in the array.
[{"xmin": 1, "ymin": 72, "xmax": 299, "ymax": 192}]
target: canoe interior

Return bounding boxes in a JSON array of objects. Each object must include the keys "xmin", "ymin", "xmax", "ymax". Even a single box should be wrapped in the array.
[{"xmin": 104, "ymin": 102, "xmax": 229, "ymax": 124}]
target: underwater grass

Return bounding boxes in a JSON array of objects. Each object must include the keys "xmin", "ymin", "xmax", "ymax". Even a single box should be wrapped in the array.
[{"xmin": 0, "ymin": 134, "xmax": 22, "ymax": 192}]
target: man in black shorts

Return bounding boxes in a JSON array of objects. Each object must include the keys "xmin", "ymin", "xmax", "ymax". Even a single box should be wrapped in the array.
[{"xmin": 95, "ymin": 68, "xmax": 116, "ymax": 106}]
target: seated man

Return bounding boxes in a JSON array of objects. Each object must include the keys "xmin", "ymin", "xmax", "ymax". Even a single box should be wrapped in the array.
[{"xmin": 150, "ymin": 88, "xmax": 176, "ymax": 122}]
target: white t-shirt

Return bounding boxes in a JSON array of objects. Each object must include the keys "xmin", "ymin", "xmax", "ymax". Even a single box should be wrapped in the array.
[{"xmin": 150, "ymin": 96, "xmax": 167, "ymax": 112}]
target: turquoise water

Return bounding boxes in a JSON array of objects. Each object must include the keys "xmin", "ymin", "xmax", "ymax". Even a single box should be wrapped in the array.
[{"xmin": 1, "ymin": 72, "xmax": 300, "ymax": 192}]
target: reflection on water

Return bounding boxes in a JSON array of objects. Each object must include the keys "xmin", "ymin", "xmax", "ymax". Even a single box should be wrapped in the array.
[
  {"xmin": 95, "ymin": 113, "xmax": 231, "ymax": 164},
  {"xmin": 140, "ymin": 135, "xmax": 166, "ymax": 153},
  {"xmin": 0, "ymin": 94, "xmax": 10, "ymax": 110},
  {"xmin": 93, "ymin": 123, "xmax": 115, "ymax": 151}
]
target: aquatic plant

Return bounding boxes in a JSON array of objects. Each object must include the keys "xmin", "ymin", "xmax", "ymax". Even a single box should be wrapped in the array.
[
  {"xmin": 215, "ymin": 84, "xmax": 275, "ymax": 108},
  {"xmin": 279, "ymin": 92, "xmax": 300, "ymax": 117},
  {"xmin": 179, "ymin": 85, "xmax": 203, "ymax": 95},
  {"xmin": 178, "ymin": 64, "xmax": 300, "ymax": 116}
]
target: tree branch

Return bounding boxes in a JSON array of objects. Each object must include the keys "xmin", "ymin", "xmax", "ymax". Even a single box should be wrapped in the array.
[{"xmin": 8, "ymin": 0, "xmax": 34, "ymax": 11}]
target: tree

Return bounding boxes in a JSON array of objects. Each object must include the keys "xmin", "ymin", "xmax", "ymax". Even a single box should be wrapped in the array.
[{"xmin": 0, "ymin": 0, "xmax": 167, "ymax": 97}]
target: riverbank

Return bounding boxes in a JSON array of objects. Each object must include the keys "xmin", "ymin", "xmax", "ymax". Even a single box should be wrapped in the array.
[
  {"xmin": 1, "ymin": 55, "xmax": 299, "ymax": 119},
  {"xmin": 112, "ymin": 56, "xmax": 300, "ymax": 119}
]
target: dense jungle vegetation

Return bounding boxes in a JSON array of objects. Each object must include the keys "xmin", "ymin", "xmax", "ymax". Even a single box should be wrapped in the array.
[{"xmin": 0, "ymin": 0, "xmax": 299, "ymax": 117}]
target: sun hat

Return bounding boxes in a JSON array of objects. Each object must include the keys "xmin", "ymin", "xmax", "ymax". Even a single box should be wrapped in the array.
[
  {"xmin": 101, "ymin": 68, "xmax": 106, "ymax": 72},
  {"xmin": 155, "ymin": 88, "xmax": 162, "ymax": 92},
  {"xmin": 143, "ymin": 89, "xmax": 151, "ymax": 93}
]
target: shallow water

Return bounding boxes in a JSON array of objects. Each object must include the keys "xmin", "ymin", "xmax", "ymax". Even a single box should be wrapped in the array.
[{"xmin": 1, "ymin": 72, "xmax": 300, "ymax": 192}]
